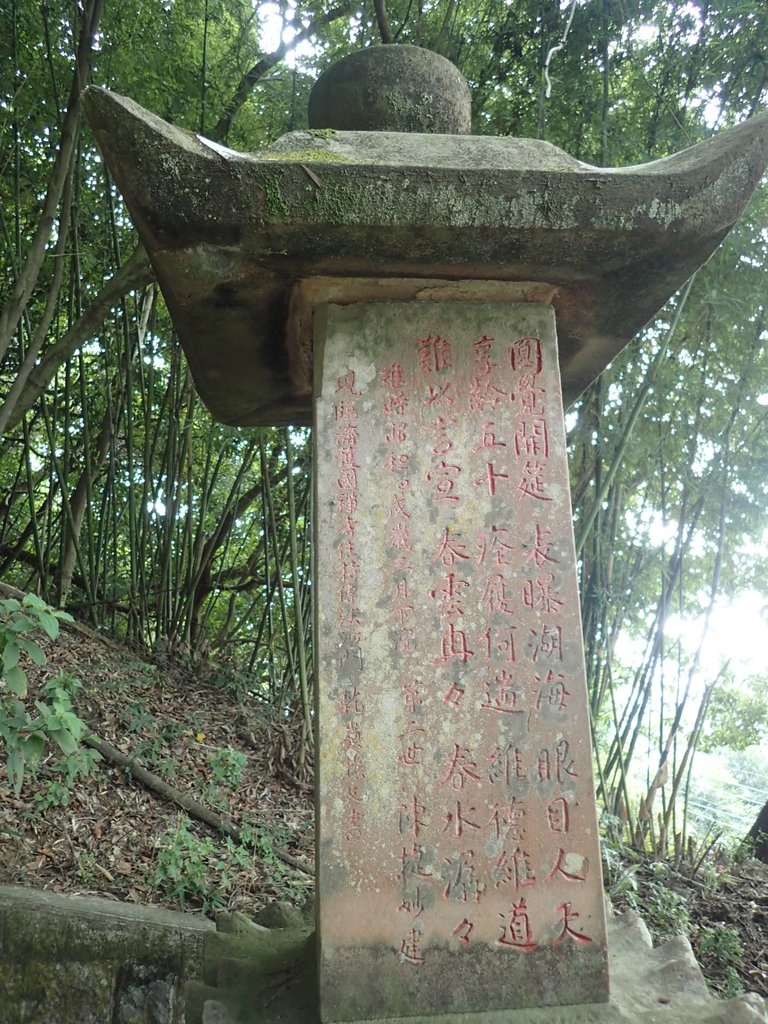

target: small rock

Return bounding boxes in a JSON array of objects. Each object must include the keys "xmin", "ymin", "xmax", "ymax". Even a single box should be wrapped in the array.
[
  {"xmin": 201, "ymin": 999, "xmax": 231, "ymax": 1024},
  {"xmin": 253, "ymin": 900, "xmax": 302, "ymax": 930}
]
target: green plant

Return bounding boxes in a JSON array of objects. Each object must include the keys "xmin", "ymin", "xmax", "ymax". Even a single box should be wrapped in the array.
[
  {"xmin": 207, "ymin": 746, "xmax": 247, "ymax": 790},
  {"xmin": 639, "ymin": 880, "xmax": 691, "ymax": 938},
  {"xmin": 122, "ymin": 702, "xmax": 156, "ymax": 733},
  {"xmin": 135, "ymin": 735, "xmax": 166, "ymax": 767},
  {"xmin": 0, "ymin": 594, "xmax": 71, "ymax": 696},
  {"xmin": 150, "ymin": 819, "xmax": 232, "ymax": 913},
  {"xmin": 155, "ymin": 756, "xmax": 180, "ymax": 781},
  {"xmin": 75, "ymin": 852, "xmax": 101, "ymax": 886},
  {"xmin": 241, "ymin": 821, "xmax": 313, "ymax": 907},
  {"xmin": 150, "ymin": 816, "xmax": 311, "ymax": 914},
  {"xmin": 0, "ymin": 594, "xmax": 88, "ymax": 795},
  {"xmin": 601, "ymin": 830, "xmax": 642, "ymax": 908},
  {"xmin": 34, "ymin": 746, "xmax": 103, "ymax": 809},
  {"xmin": 160, "ymin": 720, "xmax": 183, "ymax": 742},
  {"xmin": 697, "ymin": 925, "xmax": 745, "ymax": 998}
]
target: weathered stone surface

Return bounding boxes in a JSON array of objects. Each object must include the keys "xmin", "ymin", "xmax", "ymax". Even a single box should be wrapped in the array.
[
  {"xmin": 113, "ymin": 962, "xmax": 177, "ymax": 1023},
  {"xmin": 253, "ymin": 899, "xmax": 306, "ymax": 929},
  {"xmin": 201, "ymin": 1000, "xmax": 232, "ymax": 1024},
  {"xmin": 315, "ymin": 302, "xmax": 607, "ymax": 1020},
  {"xmin": 82, "ymin": 86, "xmax": 768, "ymax": 427},
  {"xmin": 184, "ymin": 904, "xmax": 768, "ymax": 1024},
  {"xmin": 2, "ymin": 886, "xmax": 760, "ymax": 1024},
  {"xmin": 182, "ymin": 926, "xmax": 316, "ymax": 1024},
  {"xmin": 308, "ymin": 45, "xmax": 472, "ymax": 134},
  {"xmin": 214, "ymin": 909, "xmax": 270, "ymax": 936},
  {"xmin": 0, "ymin": 884, "xmax": 213, "ymax": 1024}
]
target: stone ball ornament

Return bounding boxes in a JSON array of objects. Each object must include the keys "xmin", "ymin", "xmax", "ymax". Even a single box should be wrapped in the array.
[{"xmin": 308, "ymin": 44, "xmax": 472, "ymax": 135}]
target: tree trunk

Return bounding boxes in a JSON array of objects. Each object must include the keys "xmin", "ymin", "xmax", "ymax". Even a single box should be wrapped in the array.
[{"xmin": 746, "ymin": 800, "xmax": 768, "ymax": 863}]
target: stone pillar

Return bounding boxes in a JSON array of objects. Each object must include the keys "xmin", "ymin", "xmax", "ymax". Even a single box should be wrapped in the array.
[{"xmin": 315, "ymin": 301, "xmax": 608, "ymax": 1022}]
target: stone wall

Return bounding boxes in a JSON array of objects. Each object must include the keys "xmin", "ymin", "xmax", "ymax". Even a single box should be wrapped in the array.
[{"xmin": 0, "ymin": 884, "xmax": 213, "ymax": 1024}]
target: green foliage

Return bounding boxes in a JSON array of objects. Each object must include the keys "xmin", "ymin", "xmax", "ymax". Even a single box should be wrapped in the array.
[
  {"xmin": 699, "ymin": 676, "xmax": 768, "ymax": 753},
  {"xmin": 201, "ymin": 745, "xmax": 249, "ymax": 811},
  {"xmin": 239, "ymin": 820, "xmax": 313, "ymax": 908},
  {"xmin": 696, "ymin": 925, "xmax": 745, "ymax": 998},
  {"xmin": 34, "ymin": 746, "xmax": 103, "ymax": 810},
  {"xmin": 602, "ymin": 838, "xmax": 691, "ymax": 939},
  {"xmin": 149, "ymin": 816, "xmax": 308, "ymax": 914},
  {"xmin": 0, "ymin": 595, "xmax": 91, "ymax": 795},
  {"xmin": 639, "ymin": 868, "xmax": 692, "ymax": 938},
  {"xmin": 0, "ymin": 594, "xmax": 70, "ymax": 698},
  {"xmin": 151, "ymin": 819, "xmax": 230, "ymax": 913},
  {"xmin": 121, "ymin": 703, "xmax": 156, "ymax": 734},
  {"xmin": 207, "ymin": 745, "xmax": 248, "ymax": 790},
  {"xmin": 602, "ymin": 841, "xmax": 640, "ymax": 905}
]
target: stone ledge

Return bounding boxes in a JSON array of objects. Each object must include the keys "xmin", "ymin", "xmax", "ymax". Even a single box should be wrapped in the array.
[
  {"xmin": 0, "ymin": 884, "xmax": 214, "ymax": 1024},
  {"xmin": 178, "ymin": 902, "xmax": 767, "ymax": 1024},
  {"xmin": 0, "ymin": 886, "xmax": 764, "ymax": 1024}
]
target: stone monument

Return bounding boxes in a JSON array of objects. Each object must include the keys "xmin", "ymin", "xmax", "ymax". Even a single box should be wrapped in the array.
[
  {"xmin": 83, "ymin": 45, "xmax": 768, "ymax": 1024},
  {"xmin": 314, "ymin": 298, "xmax": 607, "ymax": 1020}
]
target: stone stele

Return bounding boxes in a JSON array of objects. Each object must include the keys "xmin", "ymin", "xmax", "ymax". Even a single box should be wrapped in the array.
[
  {"xmin": 315, "ymin": 300, "xmax": 607, "ymax": 1020},
  {"xmin": 83, "ymin": 43, "xmax": 768, "ymax": 1024}
]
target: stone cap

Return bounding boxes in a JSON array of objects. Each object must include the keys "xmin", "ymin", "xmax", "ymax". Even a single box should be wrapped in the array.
[
  {"xmin": 83, "ymin": 87, "xmax": 768, "ymax": 426},
  {"xmin": 307, "ymin": 44, "xmax": 472, "ymax": 134}
]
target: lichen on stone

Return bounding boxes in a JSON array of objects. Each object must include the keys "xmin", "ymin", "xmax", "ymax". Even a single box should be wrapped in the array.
[{"xmin": 259, "ymin": 149, "xmax": 354, "ymax": 164}]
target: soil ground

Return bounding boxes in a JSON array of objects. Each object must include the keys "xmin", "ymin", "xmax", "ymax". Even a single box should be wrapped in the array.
[{"xmin": 0, "ymin": 622, "xmax": 765, "ymax": 1002}]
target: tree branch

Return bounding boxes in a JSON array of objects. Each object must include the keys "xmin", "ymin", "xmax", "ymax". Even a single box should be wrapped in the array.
[
  {"xmin": 433, "ymin": 0, "xmax": 458, "ymax": 55},
  {"xmin": 0, "ymin": 0, "xmax": 105, "ymax": 362},
  {"xmin": 84, "ymin": 733, "xmax": 312, "ymax": 875},
  {"xmin": 373, "ymin": 0, "xmax": 394, "ymax": 44},
  {"xmin": 212, "ymin": 2, "xmax": 354, "ymax": 142},
  {"xmin": 2, "ymin": 245, "xmax": 153, "ymax": 432}
]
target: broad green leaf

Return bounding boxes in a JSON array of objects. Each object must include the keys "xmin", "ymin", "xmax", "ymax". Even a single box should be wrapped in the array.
[
  {"xmin": 2, "ymin": 641, "xmax": 19, "ymax": 674},
  {"xmin": 3, "ymin": 710, "xmax": 32, "ymax": 729},
  {"xmin": 52, "ymin": 729, "xmax": 78, "ymax": 756},
  {"xmin": 4, "ymin": 664, "xmax": 27, "ymax": 697},
  {"xmin": 38, "ymin": 613, "xmax": 59, "ymax": 640},
  {"xmin": 9, "ymin": 615, "xmax": 36, "ymax": 633},
  {"xmin": 20, "ymin": 735, "xmax": 45, "ymax": 766},
  {"xmin": 34, "ymin": 701, "xmax": 51, "ymax": 722},
  {"xmin": 17, "ymin": 637, "xmax": 46, "ymax": 666},
  {"xmin": 59, "ymin": 712, "xmax": 85, "ymax": 740},
  {"xmin": 7, "ymin": 750, "xmax": 25, "ymax": 797}
]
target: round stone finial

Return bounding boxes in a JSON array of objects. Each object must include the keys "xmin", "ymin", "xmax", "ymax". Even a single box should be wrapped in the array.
[{"xmin": 308, "ymin": 45, "xmax": 471, "ymax": 134}]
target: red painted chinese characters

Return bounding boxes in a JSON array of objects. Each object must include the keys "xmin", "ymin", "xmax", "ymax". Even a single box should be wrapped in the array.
[{"xmin": 316, "ymin": 302, "xmax": 607, "ymax": 1020}]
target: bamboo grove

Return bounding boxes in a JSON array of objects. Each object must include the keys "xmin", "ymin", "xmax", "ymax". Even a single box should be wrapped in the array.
[{"xmin": 1, "ymin": 0, "xmax": 767, "ymax": 856}]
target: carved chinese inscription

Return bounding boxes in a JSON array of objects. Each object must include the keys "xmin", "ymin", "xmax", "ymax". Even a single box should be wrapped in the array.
[{"xmin": 315, "ymin": 303, "xmax": 608, "ymax": 1022}]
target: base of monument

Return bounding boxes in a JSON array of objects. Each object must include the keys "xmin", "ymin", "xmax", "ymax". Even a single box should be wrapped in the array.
[
  {"xmin": 0, "ymin": 884, "xmax": 762, "ymax": 1024},
  {"xmin": 318, "ymin": 938, "xmax": 609, "ymax": 1020},
  {"xmin": 184, "ymin": 902, "xmax": 767, "ymax": 1024}
]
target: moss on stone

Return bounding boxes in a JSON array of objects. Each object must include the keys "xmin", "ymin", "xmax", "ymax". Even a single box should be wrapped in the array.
[
  {"xmin": 261, "ymin": 174, "xmax": 289, "ymax": 220},
  {"xmin": 259, "ymin": 148, "xmax": 354, "ymax": 164}
]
